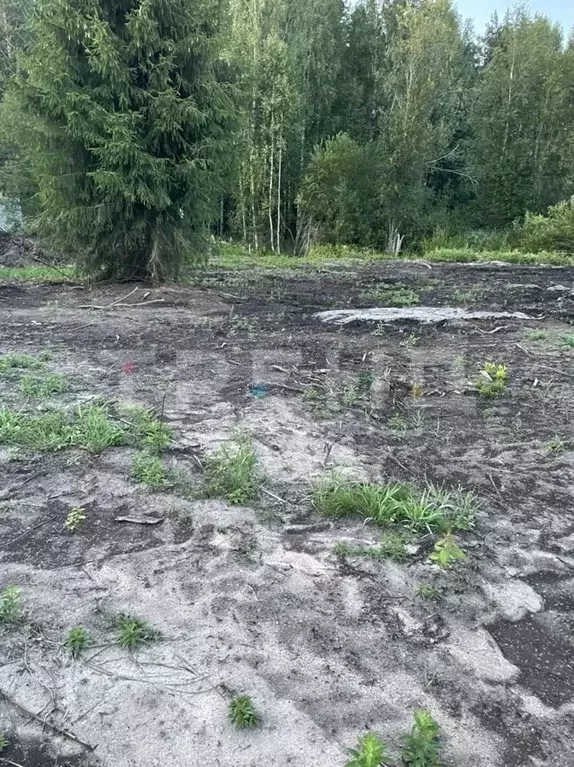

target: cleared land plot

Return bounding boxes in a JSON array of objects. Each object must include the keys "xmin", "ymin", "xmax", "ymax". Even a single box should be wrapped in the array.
[{"xmin": 0, "ymin": 259, "xmax": 573, "ymax": 766}]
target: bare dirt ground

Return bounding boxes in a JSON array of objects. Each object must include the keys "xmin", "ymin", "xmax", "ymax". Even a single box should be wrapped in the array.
[{"xmin": 1, "ymin": 259, "xmax": 574, "ymax": 766}]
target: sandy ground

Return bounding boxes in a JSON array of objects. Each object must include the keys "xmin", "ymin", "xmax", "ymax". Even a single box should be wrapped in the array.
[{"xmin": 1, "ymin": 260, "xmax": 573, "ymax": 766}]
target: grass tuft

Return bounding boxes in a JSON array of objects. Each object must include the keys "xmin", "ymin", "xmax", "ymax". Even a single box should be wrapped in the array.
[
  {"xmin": 228, "ymin": 695, "xmax": 260, "ymax": 730},
  {"xmin": 312, "ymin": 475, "xmax": 476, "ymax": 533},
  {"xmin": 205, "ymin": 436, "xmax": 261, "ymax": 504},
  {"xmin": 474, "ymin": 362, "xmax": 508, "ymax": 398},
  {"xmin": 0, "ymin": 731, "xmax": 8, "ymax": 752},
  {"xmin": 131, "ymin": 451, "xmax": 172, "ymax": 488},
  {"xmin": 19, "ymin": 372, "xmax": 69, "ymax": 399},
  {"xmin": 115, "ymin": 615, "xmax": 159, "ymax": 650},
  {"xmin": 63, "ymin": 626, "xmax": 91, "ymax": 658}
]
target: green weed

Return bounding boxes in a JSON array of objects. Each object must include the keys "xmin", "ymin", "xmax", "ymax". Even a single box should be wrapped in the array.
[
  {"xmin": 361, "ymin": 283, "xmax": 419, "ymax": 307},
  {"xmin": 430, "ymin": 533, "xmax": 466, "ymax": 569},
  {"xmin": 64, "ymin": 506, "xmax": 86, "ymax": 533},
  {"xmin": 131, "ymin": 451, "xmax": 172, "ymax": 488},
  {"xmin": 118, "ymin": 404, "xmax": 172, "ymax": 452},
  {"xmin": 0, "ymin": 353, "xmax": 44, "ymax": 376},
  {"xmin": 333, "ymin": 533, "xmax": 410, "ymax": 563},
  {"xmin": 115, "ymin": 615, "xmax": 159, "ymax": 650},
  {"xmin": 205, "ymin": 436, "xmax": 261, "ymax": 504},
  {"xmin": 544, "ymin": 436, "xmax": 570, "ymax": 454},
  {"xmin": 0, "ymin": 585, "xmax": 22, "ymax": 624},
  {"xmin": 415, "ymin": 584, "xmax": 443, "ymax": 602},
  {"xmin": 63, "ymin": 626, "xmax": 91, "ymax": 658},
  {"xmin": 312, "ymin": 475, "xmax": 476, "ymax": 534},
  {"xmin": 474, "ymin": 362, "xmax": 508, "ymax": 397},
  {"xmin": 561, "ymin": 333, "xmax": 574, "ymax": 349},
  {"xmin": 71, "ymin": 404, "xmax": 126, "ymax": 453},
  {"xmin": 526, "ymin": 329, "xmax": 548, "ymax": 342},
  {"xmin": 0, "ymin": 731, "xmax": 8, "ymax": 751},
  {"xmin": 228, "ymin": 694, "xmax": 260, "ymax": 729},
  {"xmin": 19, "ymin": 372, "xmax": 69, "ymax": 399},
  {"xmin": 387, "ymin": 413, "xmax": 409, "ymax": 432},
  {"xmin": 345, "ymin": 732, "xmax": 389, "ymax": 767},
  {"xmin": 401, "ymin": 709, "xmax": 441, "ymax": 766}
]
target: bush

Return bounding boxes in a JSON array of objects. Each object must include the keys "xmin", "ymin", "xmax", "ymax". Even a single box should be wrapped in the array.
[{"xmin": 515, "ymin": 198, "xmax": 574, "ymax": 253}]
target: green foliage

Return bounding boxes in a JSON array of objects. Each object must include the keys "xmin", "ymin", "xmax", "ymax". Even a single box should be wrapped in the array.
[
  {"xmin": 6, "ymin": 0, "xmax": 234, "ymax": 281},
  {"xmin": 561, "ymin": 334, "xmax": 574, "ymax": 349},
  {"xmin": 205, "ymin": 436, "xmax": 261, "ymax": 504},
  {"xmin": 131, "ymin": 451, "xmax": 172, "ymax": 489},
  {"xmin": 63, "ymin": 626, "xmax": 91, "ymax": 658},
  {"xmin": 64, "ymin": 506, "xmax": 86, "ymax": 533},
  {"xmin": 401, "ymin": 710, "xmax": 441, "ymax": 766},
  {"xmin": 0, "ymin": 401, "xmax": 170, "ymax": 455},
  {"xmin": 312, "ymin": 475, "xmax": 476, "ymax": 534},
  {"xmin": 515, "ymin": 199, "xmax": 574, "ymax": 253},
  {"xmin": 115, "ymin": 615, "xmax": 159, "ymax": 650},
  {"xmin": 0, "ymin": 353, "xmax": 44, "ymax": 375},
  {"xmin": 345, "ymin": 732, "xmax": 389, "ymax": 767},
  {"xmin": 0, "ymin": 584, "xmax": 21, "ymax": 624},
  {"xmin": 20, "ymin": 372, "xmax": 69, "ymax": 399},
  {"xmin": 544, "ymin": 436, "xmax": 570, "ymax": 454},
  {"xmin": 361, "ymin": 284, "xmax": 420, "ymax": 307},
  {"xmin": 333, "ymin": 531, "xmax": 410, "ymax": 563},
  {"xmin": 118, "ymin": 405, "xmax": 172, "ymax": 452},
  {"xmin": 430, "ymin": 534, "xmax": 466, "ymax": 569},
  {"xmin": 228, "ymin": 694, "xmax": 260, "ymax": 730},
  {"xmin": 0, "ymin": 731, "xmax": 8, "ymax": 752},
  {"xmin": 298, "ymin": 133, "xmax": 377, "ymax": 246},
  {"xmin": 474, "ymin": 363, "xmax": 508, "ymax": 398},
  {"xmin": 415, "ymin": 584, "xmax": 443, "ymax": 602},
  {"xmin": 525, "ymin": 329, "xmax": 548, "ymax": 343}
]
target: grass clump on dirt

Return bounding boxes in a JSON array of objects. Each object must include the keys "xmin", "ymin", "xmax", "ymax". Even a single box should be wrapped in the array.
[
  {"xmin": 0, "ymin": 732, "xmax": 8, "ymax": 751},
  {"xmin": 561, "ymin": 333, "xmax": 574, "ymax": 349},
  {"xmin": 0, "ymin": 401, "xmax": 171, "ymax": 456},
  {"xmin": 204, "ymin": 436, "xmax": 261, "ymax": 505},
  {"xmin": 0, "ymin": 353, "xmax": 45, "ymax": 376},
  {"xmin": 474, "ymin": 362, "xmax": 508, "ymax": 397},
  {"xmin": 115, "ymin": 615, "xmax": 159, "ymax": 650},
  {"xmin": 19, "ymin": 372, "xmax": 69, "ymax": 399},
  {"xmin": 333, "ymin": 531, "xmax": 410, "ymax": 563},
  {"xmin": 430, "ymin": 533, "xmax": 466, "ymax": 569},
  {"xmin": 132, "ymin": 451, "xmax": 173, "ymax": 489},
  {"xmin": 361, "ymin": 283, "xmax": 419, "ymax": 307},
  {"xmin": 0, "ymin": 585, "xmax": 22, "ymax": 625},
  {"xmin": 312, "ymin": 475, "xmax": 476, "ymax": 534},
  {"xmin": 544, "ymin": 436, "xmax": 571, "ymax": 454},
  {"xmin": 118, "ymin": 404, "xmax": 172, "ymax": 452},
  {"xmin": 63, "ymin": 626, "xmax": 91, "ymax": 658},
  {"xmin": 415, "ymin": 583, "xmax": 443, "ymax": 602},
  {"xmin": 228, "ymin": 695, "xmax": 260, "ymax": 730}
]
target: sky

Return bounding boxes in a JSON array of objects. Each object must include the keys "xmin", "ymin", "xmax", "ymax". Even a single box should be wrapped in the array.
[{"xmin": 455, "ymin": 1, "xmax": 574, "ymax": 34}]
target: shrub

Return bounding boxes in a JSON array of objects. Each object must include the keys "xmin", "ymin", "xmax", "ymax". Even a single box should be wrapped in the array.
[{"xmin": 515, "ymin": 198, "xmax": 574, "ymax": 253}]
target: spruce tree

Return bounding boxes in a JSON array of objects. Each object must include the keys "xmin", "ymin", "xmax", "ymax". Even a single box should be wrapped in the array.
[{"xmin": 7, "ymin": 0, "xmax": 234, "ymax": 280}]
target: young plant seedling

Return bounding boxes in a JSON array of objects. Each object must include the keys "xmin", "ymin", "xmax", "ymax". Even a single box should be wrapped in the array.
[
  {"xmin": 131, "ymin": 451, "xmax": 172, "ymax": 488},
  {"xmin": 474, "ymin": 363, "xmax": 508, "ymax": 398},
  {"xmin": 345, "ymin": 732, "xmax": 389, "ymax": 767},
  {"xmin": 415, "ymin": 584, "xmax": 443, "ymax": 602},
  {"xmin": 544, "ymin": 436, "xmax": 570, "ymax": 454},
  {"xmin": 561, "ymin": 333, "xmax": 574, "ymax": 349},
  {"xmin": 228, "ymin": 694, "xmax": 260, "ymax": 729},
  {"xmin": 430, "ymin": 533, "xmax": 466, "ymax": 569},
  {"xmin": 0, "ymin": 732, "xmax": 8, "ymax": 752},
  {"xmin": 401, "ymin": 709, "xmax": 441, "ymax": 766},
  {"xmin": 63, "ymin": 626, "xmax": 91, "ymax": 658},
  {"xmin": 65, "ymin": 506, "xmax": 86, "ymax": 533},
  {"xmin": 116, "ymin": 615, "xmax": 159, "ymax": 650},
  {"xmin": 0, "ymin": 585, "xmax": 22, "ymax": 625}
]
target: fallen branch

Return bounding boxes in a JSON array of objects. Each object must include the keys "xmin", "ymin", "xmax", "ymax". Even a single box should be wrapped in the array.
[
  {"xmin": 0, "ymin": 688, "xmax": 96, "ymax": 752},
  {"xmin": 78, "ymin": 298, "xmax": 165, "ymax": 310},
  {"xmin": 114, "ymin": 516, "xmax": 164, "ymax": 525}
]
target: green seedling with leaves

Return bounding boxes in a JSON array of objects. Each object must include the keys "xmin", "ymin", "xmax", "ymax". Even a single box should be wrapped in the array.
[
  {"xmin": 430, "ymin": 533, "xmax": 465, "ymax": 569},
  {"xmin": 228, "ymin": 695, "xmax": 260, "ymax": 729},
  {"xmin": 0, "ymin": 732, "xmax": 8, "ymax": 752},
  {"xmin": 65, "ymin": 506, "xmax": 86, "ymax": 533},
  {"xmin": 415, "ymin": 584, "xmax": 443, "ymax": 602},
  {"xmin": 474, "ymin": 362, "xmax": 508, "ymax": 397},
  {"xmin": 401, "ymin": 709, "xmax": 441, "ymax": 766},
  {"xmin": 63, "ymin": 626, "xmax": 91, "ymax": 658},
  {"xmin": 345, "ymin": 732, "xmax": 389, "ymax": 767},
  {"xmin": 0, "ymin": 585, "xmax": 22, "ymax": 624}
]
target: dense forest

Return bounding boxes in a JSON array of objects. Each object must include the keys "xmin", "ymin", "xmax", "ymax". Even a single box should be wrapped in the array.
[{"xmin": 0, "ymin": 0, "xmax": 573, "ymax": 278}]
